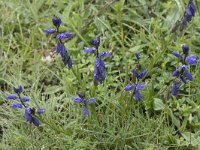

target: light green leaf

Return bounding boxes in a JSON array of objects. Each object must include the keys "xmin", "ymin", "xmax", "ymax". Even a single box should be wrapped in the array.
[{"xmin": 154, "ymin": 98, "xmax": 164, "ymax": 111}]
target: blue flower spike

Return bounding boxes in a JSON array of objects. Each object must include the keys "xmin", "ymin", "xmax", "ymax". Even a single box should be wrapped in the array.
[
  {"xmin": 74, "ymin": 94, "xmax": 96, "ymax": 117},
  {"xmin": 180, "ymin": 0, "xmax": 196, "ymax": 31},
  {"xmin": 124, "ymin": 83, "xmax": 145, "ymax": 102},
  {"xmin": 24, "ymin": 107, "xmax": 45, "ymax": 127},
  {"xmin": 84, "ymin": 36, "xmax": 110, "ymax": 85},
  {"xmin": 6, "ymin": 85, "xmax": 45, "ymax": 127},
  {"xmin": 44, "ymin": 16, "xmax": 73, "ymax": 68},
  {"xmin": 172, "ymin": 65, "xmax": 193, "ymax": 84}
]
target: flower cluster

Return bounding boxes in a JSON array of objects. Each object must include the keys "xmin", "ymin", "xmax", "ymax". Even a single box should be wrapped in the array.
[
  {"xmin": 44, "ymin": 16, "xmax": 73, "ymax": 68},
  {"xmin": 172, "ymin": 45, "xmax": 197, "ymax": 65},
  {"xmin": 124, "ymin": 53, "xmax": 147, "ymax": 101},
  {"xmin": 171, "ymin": 45, "xmax": 197, "ymax": 96},
  {"xmin": 6, "ymin": 85, "xmax": 45, "ymax": 127},
  {"xmin": 74, "ymin": 93, "xmax": 96, "ymax": 117},
  {"xmin": 84, "ymin": 36, "xmax": 110, "ymax": 85},
  {"xmin": 180, "ymin": 0, "xmax": 196, "ymax": 31},
  {"xmin": 173, "ymin": 65, "xmax": 193, "ymax": 84}
]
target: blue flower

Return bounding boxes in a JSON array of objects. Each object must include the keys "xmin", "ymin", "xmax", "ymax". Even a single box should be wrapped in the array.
[
  {"xmin": 6, "ymin": 94, "xmax": 17, "ymax": 100},
  {"xmin": 173, "ymin": 65, "xmax": 193, "ymax": 84},
  {"xmin": 84, "ymin": 47, "xmax": 96, "ymax": 53},
  {"xmin": 94, "ymin": 57, "xmax": 106, "ymax": 84},
  {"xmin": 56, "ymin": 32, "xmax": 72, "ymax": 41},
  {"xmin": 185, "ymin": 54, "xmax": 197, "ymax": 65},
  {"xmin": 52, "ymin": 16, "xmax": 61, "ymax": 28},
  {"xmin": 13, "ymin": 85, "xmax": 22, "ymax": 94},
  {"xmin": 6, "ymin": 85, "xmax": 45, "ymax": 127},
  {"xmin": 171, "ymin": 82, "xmax": 181, "ymax": 96},
  {"xmin": 21, "ymin": 97, "xmax": 30, "ymax": 102},
  {"xmin": 56, "ymin": 43, "xmax": 72, "ymax": 68},
  {"xmin": 12, "ymin": 103, "xmax": 23, "ymax": 109},
  {"xmin": 44, "ymin": 17, "xmax": 73, "ymax": 68},
  {"xmin": 124, "ymin": 83, "xmax": 145, "ymax": 102},
  {"xmin": 74, "ymin": 94, "xmax": 96, "ymax": 117},
  {"xmin": 44, "ymin": 29, "xmax": 56, "ymax": 34},
  {"xmin": 24, "ymin": 107, "xmax": 45, "ymax": 127},
  {"xmin": 85, "ymin": 36, "xmax": 110, "ymax": 85},
  {"xmin": 133, "ymin": 69, "xmax": 147, "ymax": 79},
  {"xmin": 135, "ymin": 53, "xmax": 140, "ymax": 60},
  {"xmin": 91, "ymin": 36, "xmax": 100, "ymax": 50},
  {"xmin": 172, "ymin": 45, "xmax": 197, "ymax": 65},
  {"xmin": 180, "ymin": 0, "xmax": 196, "ymax": 31},
  {"xmin": 182, "ymin": 45, "xmax": 189, "ymax": 55},
  {"xmin": 172, "ymin": 51, "xmax": 182, "ymax": 59}
]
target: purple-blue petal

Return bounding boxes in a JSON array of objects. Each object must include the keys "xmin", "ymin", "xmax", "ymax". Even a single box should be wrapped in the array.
[
  {"xmin": 21, "ymin": 97, "xmax": 30, "ymax": 102},
  {"xmin": 44, "ymin": 29, "xmax": 55, "ymax": 34},
  {"xmin": 172, "ymin": 51, "xmax": 182, "ymax": 59},
  {"xmin": 13, "ymin": 85, "xmax": 22, "ymax": 94},
  {"xmin": 136, "ymin": 83, "xmax": 145, "ymax": 90},
  {"xmin": 74, "ymin": 97, "xmax": 83, "ymax": 103},
  {"xmin": 56, "ymin": 44, "xmax": 61, "ymax": 54},
  {"xmin": 189, "ymin": 1, "xmax": 196, "ymax": 16},
  {"xmin": 180, "ymin": 76, "xmax": 187, "ymax": 84},
  {"xmin": 84, "ymin": 47, "xmax": 96, "ymax": 53},
  {"xmin": 99, "ymin": 51, "xmax": 111, "ymax": 58},
  {"xmin": 133, "ymin": 70, "xmax": 140, "ymax": 79},
  {"xmin": 173, "ymin": 70, "xmax": 180, "ymax": 77},
  {"xmin": 135, "ymin": 53, "xmax": 140, "ymax": 60},
  {"xmin": 12, "ymin": 103, "xmax": 22, "ymax": 109},
  {"xmin": 87, "ymin": 97, "xmax": 96, "ymax": 105},
  {"xmin": 171, "ymin": 83, "xmax": 181, "ymax": 96},
  {"xmin": 124, "ymin": 84, "xmax": 134, "ymax": 91},
  {"xmin": 134, "ymin": 90, "xmax": 142, "ymax": 102},
  {"xmin": 52, "ymin": 16, "xmax": 61, "ymax": 27},
  {"xmin": 67, "ymin": 57, "xmax": 73, "ymax": 69},
  {"xmin": 24, "ymin": 107, "xmax": 31, "ymax": 122},
  {"xmin": 6, "ymin": 94, "xmax": 17, "ymax": 100},
  {"xmin": 140, "ymin": 70, "xmax": 148, "ymax": 78},
  {"xmin": 184, "ymin": 72, "xmax": 193, "ymax": 81},
  {"xmin": 59, "ymin": 44, "xmax": 67, "ymax": 59},
  {"xmin": 179, "ymin": 65, "xmax": 187, "ymax": 72},
  {"xmin": 32, "ymin": 117, "xmax": 39, "ymax": 127},
  {"xmin": 186, "ymin": 55, "xmax": 197, "ymax": 65},
  {"xmin": 92, "ymin": 36, "xmax": 100, "ymax": 50},
  {"xmin": 36, "ymin": 108, "xmax": 45, "ymax": 114},
  {"xmin": 83, "ymin": 106, "xmax": 89, "ymax": 117},
  {"xmin": 182, "ymin": 45, "xmax": 189, "ymax": 55},
  {"xmin": 56, "ymin": 32, "xmax": 72, "ymax": 40}
]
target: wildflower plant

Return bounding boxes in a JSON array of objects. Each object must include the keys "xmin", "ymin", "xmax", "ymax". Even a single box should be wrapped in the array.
[
  {"xmin": 6, "ymin": 85, "xmax": 45, "ymax": 127},
  {"xmin": 171, "ymin": 45, "xmax": 197, "ymax": 96},
  {"xmin": 73, "ymin": 93, "xmax": 96, "ymax": 117},
  {"xmin": 124, "ymin": 53, "xmax": 147, "ymax": 101},
  {"xmin": 84, "ymin": 36, "xmax": 110, "ymax": 85},
  {"xmin": 44, "ymin": 16, "xmax": 73, "ymax": 68},
  {"xmin": 172, "ymin": 45, "xmax": 197, "ymax": 65}
]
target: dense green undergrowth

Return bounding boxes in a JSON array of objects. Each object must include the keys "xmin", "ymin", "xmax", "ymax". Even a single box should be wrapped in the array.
[{"xmin": 0, "ymin": 0, "xmax": 200, "ymax": 149}]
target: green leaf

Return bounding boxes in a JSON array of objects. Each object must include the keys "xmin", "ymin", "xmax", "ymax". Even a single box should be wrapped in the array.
[
  {"xmin": 170, "ymin": 110, "xmax": 180, "ymax": 128},
  {"xmin": 44, "ymin": 86, "xmax": 63, "ymax": 94},
  {"xmin": 154, "ymin": 98, "xmax": 164, "ymax": 111}
]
